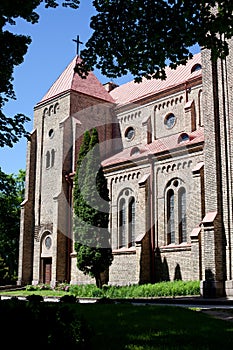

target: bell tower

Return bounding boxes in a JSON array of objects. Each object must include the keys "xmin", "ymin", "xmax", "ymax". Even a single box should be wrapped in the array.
[{"xmin": 18, "ymin": 55, "xmax": 118, "ymax": 286}]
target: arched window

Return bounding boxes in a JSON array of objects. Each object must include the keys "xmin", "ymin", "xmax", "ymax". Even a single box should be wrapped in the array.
[
  {"xmin": 46, "ymin": 151, "xmax": 50, "ymax": 169},
  {"xmin": 178, "ymin": 188, "xmax": 186, "ymax": 243},
  {"xmin": 46, "ymin": 150, "xmax": 55, "ymax": 169},
  {"xmin": 130, "ymin": 147, "xmax": 140, "ymax": 156},
  {"xmin": 178, "ymin": 133, "xmax": 189, "ymax": 143},
  {"xmin": 117, "ymin": 189, "xmax": 136, "ymax": 249},
  {"xmin": 167, "ymin": 189, "xmax": 175, "ymax": 244},
  {"xmin": 119, "ymin": 198, "xmax": 126, "ymax": 248},
  {"xmin": 166, "ymin": 179, "xmax": 187, "ymax": 245},
  {"xmin": 128, "ymin": 197, "xmax": 135, "ymax": 247},
  {"xmin": 191, "ymin": 63, "xmax": 202, "ymax": 73}
]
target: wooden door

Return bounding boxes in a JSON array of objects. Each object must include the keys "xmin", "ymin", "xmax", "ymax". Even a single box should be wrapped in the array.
[{"xmin": 42, "ymin": 258, "xmax": 52, "ymax": 284}]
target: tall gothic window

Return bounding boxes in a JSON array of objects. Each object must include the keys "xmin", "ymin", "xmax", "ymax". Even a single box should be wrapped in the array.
[
  {"xmin": 178, "ymin": 187, "xmax": 186, "ymax": 243},
  {"xmin": 166, "ymin": 179, "xmax": 187, "ymax": 245},
  {"xmin": 119, "ymin": 198, "xmax": 126, "ymax": 248},
  {"xmin": 128, "ymin": 197, "xmax": 135, "ymax": 247},
  {"xmin": 117, "ymin": 189, "xmax": 136, "ymax": 249},
  {"xmin": 45, "ymin": 149, "xmax": 55, "ymax": 169},
  {"xmin": 51, "ymin": 149, "xmax": 55, "ymax": 167},
  {"xmin": 167, "ymin": 189, "xmax": 175, "ymax": 244},
  {"xmin": 46, "ymin": 151, "xmax": 50, "ymax": 169}
]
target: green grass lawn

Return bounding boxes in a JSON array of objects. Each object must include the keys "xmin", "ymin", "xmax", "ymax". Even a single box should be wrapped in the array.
[
  {"xmin": 1, "ymin": 281, "xmax": 231, "ymax": 349},
  {"xmin": 73, "ymin": 303, "xmax": 233, "ymax": 350},
  {"xmin": 0, "ymin": 289, "xmax": 67, "ymax": 297},
  {"xmin": 0, "ymin": 280, "xmax": 200, "ymax": 298},
  {"xmin": 1, "ymin": 295, "xmax": 232, "ymax": 349}
]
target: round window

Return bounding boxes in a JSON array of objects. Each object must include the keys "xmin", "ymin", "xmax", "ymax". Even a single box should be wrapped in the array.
[
  {"xmin": 164, "ymin": 113, "xmax": 176, "ymax": 129},
  {"xmin": 45, "ymin": 236, "xmax": 52, "ymax": 249},
  {"xmin": 125, "ymin": 127, "xmax": 135, "ymax": 140}
]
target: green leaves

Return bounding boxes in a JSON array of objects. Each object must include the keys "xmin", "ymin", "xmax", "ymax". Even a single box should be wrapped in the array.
[
  {"xmin": 73, "ymin": 129, "xmax": 113, "ymax": 286},
  {"xmin": 77, "ymin": 1, "xmax": 233, "ymax": 82},
  {"xmin": 0, "ymin": 111, "xmax": 30, "ymax": 147},
  {"xmin": 0, "ymin": 168, "xmax": 25, "ymax": 282},
  {"xmin": 62, "ymin": 0, "xmax": 80, "ymax": 9},
  {"xmin": 0, "ymin": 0, "xmax": 80, "ymax": 147}
]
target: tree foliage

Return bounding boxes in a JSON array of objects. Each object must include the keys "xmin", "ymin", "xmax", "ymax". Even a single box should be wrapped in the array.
[
  {"xmin": 2, "ymin": 1, "xmax": 233, "ymax": 146},
  {"xmin": 0, "ymin": 0, "xmax": 80, "ymax": 147},
  {"xmin": 73, "ymin": 129, "xmax": 113, "ymax": 288},
  {"xmin": 76, "ymin": 0, "xmax": 233, "ymax": 81},
  {"xmin": 0, "ymin": 168, "xmax": 25, "ymax": 284}
]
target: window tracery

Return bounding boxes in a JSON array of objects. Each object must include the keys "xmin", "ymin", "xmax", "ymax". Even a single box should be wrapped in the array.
[
  {"xmin": 117, "ymin": 189, "xmax": 136, "ymax": 249},
  {"xmin": 45, "ymin": 149, "xmax": 55, "ymax": 169},
  {"xmin": 166, "ymin": 179, "xmax": 187, "ymax": 245}
]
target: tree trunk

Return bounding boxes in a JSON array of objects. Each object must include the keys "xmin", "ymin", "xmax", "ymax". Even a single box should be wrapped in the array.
[{"xmin": 95, "ymin": 273, "xmax": 102, "ymax": 289}]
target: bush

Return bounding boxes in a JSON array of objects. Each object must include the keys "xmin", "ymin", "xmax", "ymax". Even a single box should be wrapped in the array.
[
  {"xmin": 60, "ymin": 294, "xmax": 77, "ymax": 303},
  {"xmin": 25, "ymin": 282, "xmax": 71, "ymax": 292},
  {"xmin": 69, "ymin": 284, "xmax": 104, "ymax": 298},
  {"xmin": 70, "ymin": 281, "xmax": 200, "ymax": 299},
  {"xmin": 0, "ymin": 299, "xmax": 91, "ymax": 349},
  {"xmin": 55, "ymin": 282, "xmax": 70, "ymax": 291},
  {"xmin": 26, "ymin": 294, "xmax": 44, "ymax": 303},
  {"xmin": 25, "ymin": 283, "xmax": 52, "ymax": 291}
]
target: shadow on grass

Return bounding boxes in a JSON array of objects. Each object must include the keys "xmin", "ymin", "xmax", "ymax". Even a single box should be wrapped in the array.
[
  {"xmin": 1, "ymin": 299, "xmax": 233, "ymax": 349},
  {"xmin": 75, "ymin": 304, "xmax": 233, "ymax": 349}
]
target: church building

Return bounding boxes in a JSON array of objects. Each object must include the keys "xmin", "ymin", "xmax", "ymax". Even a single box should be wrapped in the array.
[{"xmin": 18, "ymin": 40, "xmax": 233, "ymax": 297}]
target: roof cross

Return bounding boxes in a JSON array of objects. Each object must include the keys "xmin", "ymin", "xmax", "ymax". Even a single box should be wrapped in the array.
[{"xmin": 72, "ymin": 35, "xmax": 83, "ymax": 56}]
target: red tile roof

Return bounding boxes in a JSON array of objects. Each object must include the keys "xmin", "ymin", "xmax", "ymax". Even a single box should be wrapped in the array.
[
  {"xmin": 38, "ymin": 56, "xmax": 114, "ymax": 104},
  {"xmin": 102, "ymin": 127, "xmax": 204, "ymax": 167},
  {"xmin": 110, "ymin": 53, "xmax": 202, "ymax": 106}
]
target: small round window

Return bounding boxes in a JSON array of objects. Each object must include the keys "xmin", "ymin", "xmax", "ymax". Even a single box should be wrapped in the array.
[
  {"xmin": 164, "ymin": 113, "xmax": 176, "ymax": 129},
  {"xmin": 125, "ymin": 127, "xmax": 135, "ymax": 140}
]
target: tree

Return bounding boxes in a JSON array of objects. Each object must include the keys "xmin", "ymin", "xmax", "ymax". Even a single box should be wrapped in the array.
[
  {"xmin": 73, "ymin": 129, "xmax": 113, "ymax": 288},
  {"xmin": 2, "ymin": 2, "xmax": 233, "ymax": 147},
  {"xmin": 73, "ymin": 130, "xmax": 91, "ymax": 202},
  {"xmin": 76, "ymin": 1, "xmax": 233, "ymax": 82},
  {"xmin": 0, "ymin": 0, "xmax": 80, "ymax": 147},
  {"xmin": 0, "ymin": 168, "xmax": 26, "ymax": 283}
]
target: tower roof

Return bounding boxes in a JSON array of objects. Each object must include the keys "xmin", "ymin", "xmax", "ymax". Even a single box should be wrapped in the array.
[{"xmin": 38, "ymin": 56, "xmax": 114, "ymax": 105}]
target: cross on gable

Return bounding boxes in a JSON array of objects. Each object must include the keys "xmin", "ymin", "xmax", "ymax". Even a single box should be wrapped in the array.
[{"xmin": 72, "ymin": 35, "xmax": 83, "ymax": 56}]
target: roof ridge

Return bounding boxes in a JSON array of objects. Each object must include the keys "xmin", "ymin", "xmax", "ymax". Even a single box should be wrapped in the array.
[{"xmin": 110, "ymin": 52, "xmax": 202, "ymax": 106}]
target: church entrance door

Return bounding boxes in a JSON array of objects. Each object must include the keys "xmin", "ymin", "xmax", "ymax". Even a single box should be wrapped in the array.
[{"xmin": 42, "ymin": 258, "xmax": 52, "ymax": 284}]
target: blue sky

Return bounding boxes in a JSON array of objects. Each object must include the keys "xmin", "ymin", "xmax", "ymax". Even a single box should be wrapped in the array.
[
  {"xmin": 0, "ymin": 1, "xmax": 131, "ymax": 175},
  {"xmin": 0, "ymin": 1, "xmax": 200, "ymax": 175}
]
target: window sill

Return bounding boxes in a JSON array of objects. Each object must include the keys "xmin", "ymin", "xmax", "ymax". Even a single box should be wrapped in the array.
[
  {"xmin": 160, "ymin": 243, "xmax": 191, "ymax": 253},
  {"xmin": 112, "ymin": 247, "xmax": 136, "ymax": 255}
]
